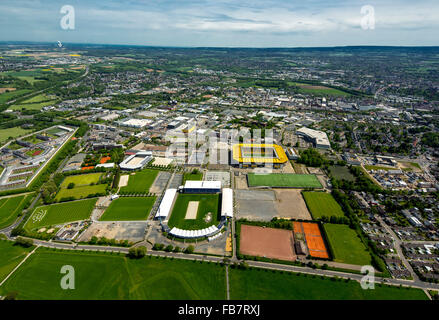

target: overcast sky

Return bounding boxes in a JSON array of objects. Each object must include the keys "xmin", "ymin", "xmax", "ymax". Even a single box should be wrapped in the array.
[{"xmin": 0, "ymin": 0, "xmax": 438, "ymax": 47}]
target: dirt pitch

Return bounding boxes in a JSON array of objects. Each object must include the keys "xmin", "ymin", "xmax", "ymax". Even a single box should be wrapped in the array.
[
  {"xmin": 240, "ymin": 225, "xmax": 296, "ymax": 261},
  {"xmin": 274, "ymin": 189, "xmax": 312, "ymax": 220}
]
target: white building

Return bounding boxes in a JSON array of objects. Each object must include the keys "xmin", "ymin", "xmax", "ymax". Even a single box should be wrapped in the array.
[
  {"xmin": 296, "ymin": 127, "xmax": 331, "ymax": 149},
  {"xmin": 120, "ymin": 151, "xmax": 153, "ymax": 171}
]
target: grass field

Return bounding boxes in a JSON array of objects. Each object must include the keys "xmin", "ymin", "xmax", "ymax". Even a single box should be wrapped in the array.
[
  {"xmin": 323, "ymin": 224, "xmax": 372, "ymax": 266},
  {"xmin": 0, "ymin": 240, "xmax": 34, "ymax": 283},
  {"xmin": 167, "ymin": 194, "xmax": 220, "ymax": 230},
  {"xmin": 287, "ymin": 82, "xmax": 351, "ymax": 97},
  {"xmin": 302, "ymin": 192, "xmax": 345, "ymax": 219},
  {"xmin": 247, "ymin": 173, "xmax": 322, "ymax": 188},
  {"xmin": 60, "ymin": 173, "xmax": 103, "ymax": 188},
  {"xmin": 229, "ymin": 268, "xmax": 427, "ymax": 300},
  {"xmin": 0, "ymin": 89, "xmax": 32, "ymax": 104},
  {"xmin": 0, "ymin": 249, "xmax": 226, "ymax": 300},
  {"xmin": 183, "ymin": 172, "xmax": 203, "ymax": 183},
  {"xmin": 54, "ymin": 184, "xmax": 107, "ymax": 201},
  {"xmin": 0, "ymin": 127, "xmax": 33, "ymax": 144},
  {"xmin": 10, "ymin": 100, "xmax": 57, "ymax": 111},
  {"xmin": 0, "ymin": 195, "xmax": 29, "ymax": 229},
  {"xmin": 119, "ymin": 169, "xmax": 159, "ymax": 193},
  {"xmin": 328, "ymin": 165, "xmax": 355, "ymax": 181},
  {"xmin": 25, "ymin": 199, "xmax": 97, "ymax": 231},
  {"xmin": 100, "ymin": 197, "xmax": 156, "ymax": 221}
]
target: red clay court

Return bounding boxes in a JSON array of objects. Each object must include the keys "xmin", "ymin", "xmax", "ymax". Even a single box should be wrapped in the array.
[
  {"xmin": 240, "ymin": 224, "xmax": 296, "ymax": 261},
  {"xmin": 295, "ymin": 222, "xmax": 329, "ymax": 259}
]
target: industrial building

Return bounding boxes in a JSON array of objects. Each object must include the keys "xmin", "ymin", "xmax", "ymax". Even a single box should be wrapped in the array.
[{"xmin": 296, "ymin": 127, "xmax": 331, "ymax": 149}]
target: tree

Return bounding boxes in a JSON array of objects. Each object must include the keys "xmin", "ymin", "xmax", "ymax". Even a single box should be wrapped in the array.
[
  {"xmin": 4, "ymin": 291, "xmax": 18, "ymax": 300},
  {"xmin": 185, "ymin": 245, "xmax": 195, "ymax": 254},
  {"xmin": 67, "ymin": 182, "xmax": 75, "ymax": 189},
  {"xmin": 15, "ymin": 237, "xmax": 33, "ymax": 248},
  {"xmin": 128, "ymin": 246, "xmax": 147, "ymax": 259}
]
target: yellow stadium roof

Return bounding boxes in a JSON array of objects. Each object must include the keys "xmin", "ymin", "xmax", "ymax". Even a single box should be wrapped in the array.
[{"xmin": 232, "ymin": 143, "xmax": 288, "ymax": 164}]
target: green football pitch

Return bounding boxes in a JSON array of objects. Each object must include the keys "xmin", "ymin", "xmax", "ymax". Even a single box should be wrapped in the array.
[
  {"xmin": 100, "ymin": 197, "xmax": 156, "ymax": 221},
  {"xmin": 0, "ymin": 248, "xmax": 226, "ymax": 300},
  {"xmin": 247, "ymin": 173, "xmax": 322, "ymax": 188},
  {"xmin": 25, "ymin": 199, "xmax": 97, "ymax": 231},
  {"xmin": 167, "ymin": 194, "xmax": 220, "ymax": 230},
  {"xmin": 119, "ymin": 169, "xmax": 159, "ymax": 193},
  {"xmin": 60, "ymin": 173, "xmax": 103, "ymax": 188},
  {"xmin": 302, "ymin": 192, "xmax": 345, "ymax": 219},
  {"xmin": 323, "ymin": 224, "xmax": 372, "ymax": 266}
]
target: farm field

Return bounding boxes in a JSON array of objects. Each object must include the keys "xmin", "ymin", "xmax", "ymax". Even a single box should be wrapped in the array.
[
  {"xmin": 0, "ymin": 195, "xmax": 29, "ymax": 229},
  {"xmin": 100, "ymin": 197, "xmax": 156, "ymax": 221},
  {"xmin": 0, "ymin": 127, "xmax": 33, "ymax": 144},
  {"xmin": 229, "ymin": 268, "xmax": 427, "ymax": 300},
  {"xmin": 167, "ymin": 194, "xmax": 220, "ymax": 230},
  {"xmin": 0, "ymin": 249, "xmax": 226, "ymax": 300},
  {"xmin": 25, "ymin": 199, "xmax": 97, "ymax": 231},
  {"xmin": 328, "ymin": 165, "xmax": 355, "ymax": 181},
  {"xmin": 0, "ymin": 240, "xmax": 34, "ymax": 283},
  {"xmin": 119, "ymin": 169, "xmax": 159, "ymax": 194},
  {"xmin": 247, "ymin": 173, "xmax": 322, "ymax": 188},
  {"xmin": 54, "ymin": 184, "xmax": 107, "ymax": 201},
  {"xmin": 10, "ymin": 100, "xmax": 57, "ymax": 111},
  {"xmin": 60, "ymin": 173, "xmax": 103, "ymax": 188},
  {"xmin": 302, "ymin": 192, "xmax": 345, "ymax": 219},
  {"xmin": 0, "ymin": 89, "xmax": 32, "ymax": 104},
  {"xmin": 323, "ymin": 224, "xmax": 372, "ymax": 266}
]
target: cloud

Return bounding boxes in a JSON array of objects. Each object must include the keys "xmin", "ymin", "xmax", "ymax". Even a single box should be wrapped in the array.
[{"xmin": 0, "ymin": 0, "xmax": 438, "ymax": 46}]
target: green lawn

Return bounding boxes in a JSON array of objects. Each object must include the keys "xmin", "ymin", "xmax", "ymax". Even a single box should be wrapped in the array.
[
  {"xmin": 0, "ymin": 195, "xmax": 29, "ymax": 229},
  {"xmin": 0, "ymin": 249, "xmax": 226, "ymax": 300},
  {"xmin": 60, "ymin": 173, "xmax": 103, "ymax": 188},
  {"xmin": 10, "ymin": 100, "xmax": 57, "ymax": 111},
  {"xmin": 229, "ymin": 268, "xmax": 427, "ymax": 300},
  {"xmin": 0, "ymin": 127, "xmax": 33, "ymax": 144},
  {"xmin": 183, "ymin": 172, "xmax": 203, "ymax": 183},
  {"xmin": 247, "ymin": 173, "xmax": 322, "ymax": 188},
  {"xmin": 167, "ymin": 194, "xmax": 220, "ymax": 230},
  {"xmin": 0, "ymin": 240, "xmax": 34, "ymax": 283},
  {"xmin": 302, "ymin": 192, "xmax": 345, "ymax": 219},
  {"xmin": 323, "ymin": 224, "xmax": 372, "ymax": 266},
  {"xmin": 119, "ymin": 169, "xmax": 159, "ymax": 194},
  {"xmin": 54, "ymin": 184, "xmax": 107, "ymax": 201},
  {"xmin": 100, "ymin": 197, "xmax": 156, "ymax": 221},
  {"xmin": 25, "ymin": 199, "xmax": 97, "ymax": 231},
  {"xmin": 328, "ymin": 165, "xmax": 355, "ymax": 181}
]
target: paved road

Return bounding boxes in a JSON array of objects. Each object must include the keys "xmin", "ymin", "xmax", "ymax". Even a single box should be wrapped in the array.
[{"xmin": 377, "ymin": 216, "xmax": 420, "ymax": 282}]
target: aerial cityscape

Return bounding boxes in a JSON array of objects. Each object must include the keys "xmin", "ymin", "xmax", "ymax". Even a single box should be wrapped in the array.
[{"xmin": 0, "ymin": 0, "xmax": 438, "ymax": 308}]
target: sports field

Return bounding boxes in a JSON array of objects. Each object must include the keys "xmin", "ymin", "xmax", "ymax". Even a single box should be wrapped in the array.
[
  {"xmin": 25, "ymin": 199, "xmax": 97, "ymax": 231},
  {"xmin": 167, "ymin": 194, "xmax": 220, "ymax": 230},
  {"xmin": 240, "ymin": 225, "xmax": 296, "ymax": 261},
  {"xmin": 119, "ymin": 169, "xmax": 159, "ymax": 193},
  {"xmin": 60, "ymin": 173, "xmax": 103, "ymax": 188},
  {"xmin": 54, "ymin": 184, "xmax": 107, "ymax": 201},
  {"xmin": 100, "ymin": 197, "xmax": 156, "ymax": 221},
  {"xmin": 302, "ymin": 192, "xmax": 345, "ymax": 219},
  {"xmin": 0, "ymin": 249, "xmax": 226, "ymax": 300},
  {"xmin": 323, "ymin": 224, "xmax": 372, "ymax": 266},
  {"xmin": 247, "ymin": 173, "xmax": 322, "ymax": 188},
  {"xmin": 0, "ymin": 240, "xmax": 34, "ymax": 283},
  {"xmin": 0, "ymin": 195, "xmax": 29, "ymax": 229},
  {"xmin": 229, "ymin": 268, "xmax": 427, "ymax": 300},
  {"xmin": 293, "ymin": 222, "xmax": 329, "ymax": 259}
]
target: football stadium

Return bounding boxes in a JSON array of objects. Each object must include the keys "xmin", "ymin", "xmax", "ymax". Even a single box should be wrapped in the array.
[
  {"xmin": 232, "ymin": 143, "xmax": 288, "ymax": 168},
  {"xmin": 155, "ymin": 181, "xmax": 233, "ymax": 241}
]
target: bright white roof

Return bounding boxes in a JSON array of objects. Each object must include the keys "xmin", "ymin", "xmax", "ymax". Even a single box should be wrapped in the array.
[
  {"xmin": 183, "ymin": 180, "xmax": 222, "ymax": 190},
  {"xmin": 155, "ymin": 189, "xmax": 177, "ymax": 219},
  {"xmin": 221, "ymin": 188, "xmax": 234, "ymax": 218}
]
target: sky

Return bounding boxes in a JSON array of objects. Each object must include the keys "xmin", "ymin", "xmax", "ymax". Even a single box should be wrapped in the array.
[{"xmin": 0, "ymin": 0, "xmax": 438, "ymax": 47}]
